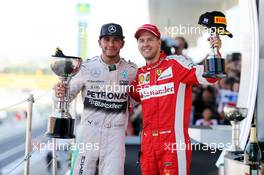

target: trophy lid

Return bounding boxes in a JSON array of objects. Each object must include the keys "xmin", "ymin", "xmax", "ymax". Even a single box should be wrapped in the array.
[
  {"xmin": 198, "ymin": 11, "xmax": 233, "ymax": 38},
  {"xmin": 223, "ymin": 106, "xmax": 247, "ymax": 121},
  {"xmin": 50, "ymin": 48, "xmax": 82, "ymax": 78}
]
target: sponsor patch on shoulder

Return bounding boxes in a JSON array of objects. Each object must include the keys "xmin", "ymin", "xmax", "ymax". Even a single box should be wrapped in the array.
[
  {"xmin": 157, "ymin": 67, "xmax": 173, "ymax": 81},
  {"xmin": 138, "ymin": 72, "xmax": 150, "ymax": 85}
]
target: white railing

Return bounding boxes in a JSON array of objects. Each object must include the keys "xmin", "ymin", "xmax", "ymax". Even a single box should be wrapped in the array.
[{"xmin": 0, "ymin": 91, "xmax": 69, "ymax": 175}]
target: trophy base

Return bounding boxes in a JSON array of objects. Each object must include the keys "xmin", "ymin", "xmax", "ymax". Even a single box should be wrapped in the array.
[
  {"xmin": 203, "ymin": 57, "xmax": 227, "ymax": 78},
  {"xmin": 46, "ymin": 117, "xmax": 75, "ymax": 139}
]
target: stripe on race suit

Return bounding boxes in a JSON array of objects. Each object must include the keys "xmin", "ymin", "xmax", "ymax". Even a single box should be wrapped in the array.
[
  {"xmin": 70, "ymin": 151, "xmax": 78, "ymax": 175},
  {"xmin": 167, "ymin": 55, "xmax": 194, "ymax": 69},
  {"xmin": 70, "ymin": 142, "xmax": 79, "ymax": 175},
  {"xmin": 175, "ymin": 83, "xmax": 187, "ymax": 175},
  {"xmin": 194, "ymin": 65, "xmax": 214, "ymax": 85}
]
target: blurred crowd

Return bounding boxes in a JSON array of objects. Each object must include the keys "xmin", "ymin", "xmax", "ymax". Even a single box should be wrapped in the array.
[
  {"xmin": 127, "ymin": 37, "xmax": 242, "ymax": 135},
  {"xmin": 192, "ymin": 52, "xmax": 241, "ymax": 127}
]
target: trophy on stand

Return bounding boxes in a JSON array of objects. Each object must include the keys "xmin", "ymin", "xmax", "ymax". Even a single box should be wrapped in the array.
[
  {"xmin": 224, "ymin": 106, "xmax": 248, "ymax": 152},
  {"xmin": 198, "ymin": 11, "xmax": 233, "ymax": 78},
  {"xmin": 46, "ymin": 48, "xmax": 82, "ymax": 138}
]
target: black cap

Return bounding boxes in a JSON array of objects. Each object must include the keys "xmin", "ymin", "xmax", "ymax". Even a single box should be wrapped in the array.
[
  {"xmin": 198, "ymin": 11, "xmax": 233, "ymax": 38},
  {"xmin": 99, "ymin": 23, "xmax": 124, "ymax": 39}
]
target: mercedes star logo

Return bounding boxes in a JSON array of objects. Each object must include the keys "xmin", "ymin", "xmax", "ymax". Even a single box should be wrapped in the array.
[{"xmin": 108, "ymin": 25, "xmax": 117, "ymax": 33}]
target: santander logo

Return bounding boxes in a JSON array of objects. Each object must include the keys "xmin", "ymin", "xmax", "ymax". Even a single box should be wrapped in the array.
[{"xmin": 139, "ymin": 82, "xmax": 174, "ymax": 100}]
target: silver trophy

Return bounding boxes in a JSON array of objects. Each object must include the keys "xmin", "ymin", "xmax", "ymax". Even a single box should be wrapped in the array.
[
  {"xmin": 46, "ymin": 48, "xmax": 82, "ymax": 138},
  {"xmin": 224, "ymin": 106, "xmax": 248, "ymax": 152}
]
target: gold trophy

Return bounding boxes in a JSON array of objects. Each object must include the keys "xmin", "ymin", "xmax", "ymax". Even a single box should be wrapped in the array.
[{"xmin": 46, "ymin": 48, "xmax": 82, "ymax": 138}]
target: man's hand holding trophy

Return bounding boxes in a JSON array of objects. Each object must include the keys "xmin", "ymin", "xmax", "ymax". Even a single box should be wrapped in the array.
[{"xmin": 198, "ymin": 11, "xmax": 233, "ymax": 78}]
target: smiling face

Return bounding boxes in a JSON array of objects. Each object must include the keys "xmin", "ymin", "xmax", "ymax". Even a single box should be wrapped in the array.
[
  {"xmin": 98, "ymin": 36, "xmax": 124, "ymax": 59},
  {"xmin": 137, "ymin": 31, "xmax": 161, "ymax": 62}
]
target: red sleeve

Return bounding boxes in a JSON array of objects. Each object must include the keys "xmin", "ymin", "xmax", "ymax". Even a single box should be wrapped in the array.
[
  {"xmin": 181, "ymin": 65, "xmax": 218, "ymax": 84},
  {"xmin": 168, "ymin": 56, "xmax": 218, "ymax": 85}
]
